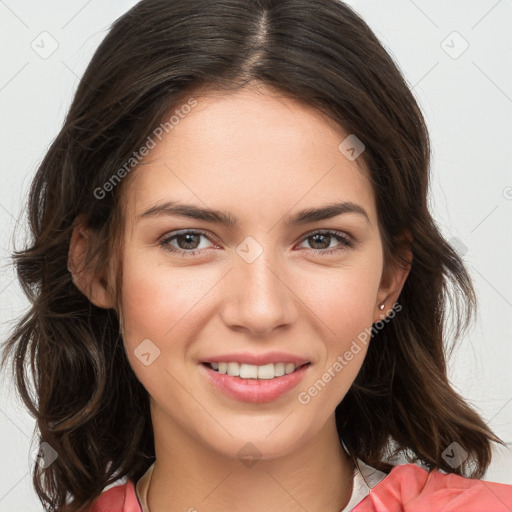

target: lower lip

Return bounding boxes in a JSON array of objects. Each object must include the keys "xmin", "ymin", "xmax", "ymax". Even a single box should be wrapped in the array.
[{"xmin": 199, "ymin": 363, "xmax": 310, "ymax": 403}]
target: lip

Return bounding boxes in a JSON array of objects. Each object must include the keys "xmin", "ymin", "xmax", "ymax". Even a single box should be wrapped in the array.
[
  {"xmin": 199, "ymin": 361, "xmax": 311, "ymax": 403},
  {"xmin": 200, "ymin": 351, "xmax": 310, "ymax": 366}
]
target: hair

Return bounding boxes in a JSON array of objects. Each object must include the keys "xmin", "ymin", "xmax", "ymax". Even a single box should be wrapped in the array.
[{"xmin": 1, "ymin": 0, "xmax": 506, "ymax": 510}]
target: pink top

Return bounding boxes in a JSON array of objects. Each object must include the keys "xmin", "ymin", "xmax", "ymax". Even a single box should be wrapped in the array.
[{"xmin": 86, "ymin": 461, "xmax": 512, "ymax": 512}]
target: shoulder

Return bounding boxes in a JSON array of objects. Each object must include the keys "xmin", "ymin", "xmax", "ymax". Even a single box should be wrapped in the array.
[
  {"xmin": 84, "ymin": 479, "xmax": 141, "ymax": 512},
  {"xmin": 353, "ymin": 463, "xmax": 512, "ymax": 512}
]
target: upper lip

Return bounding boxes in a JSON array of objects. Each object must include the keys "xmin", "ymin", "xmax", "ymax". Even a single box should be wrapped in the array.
[{"xmin": 201, "ymin": 351, "xmax": 310, "ymax": 367}]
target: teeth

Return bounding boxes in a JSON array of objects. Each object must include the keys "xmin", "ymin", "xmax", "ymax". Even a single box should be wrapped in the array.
[
  {"xmin": 227, "ymin": 362, "xmax": 240, "ymax": 376},
  {"xmin": 285, "ymin": 363, "xmax": 295, "ymax": 375},
  {"xmin": 257, "ymin": 363, "xmax": 275, "ymax": 379},
  {"xmin": 209, "ymin": 362, "xmax": 304, "ymax": 379},
  {"xmin": 274, "ymin": 362, "xmax": 285, "ymax": 377},
  {"xmin": 240, "ymin": 363, "xmax": 258, "ymax": 379}
]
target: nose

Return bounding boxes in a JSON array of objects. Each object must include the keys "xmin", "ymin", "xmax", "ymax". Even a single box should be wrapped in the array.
[{"xmin": 219, "ymin": 253, "xmax": 297, "ymax": 337}]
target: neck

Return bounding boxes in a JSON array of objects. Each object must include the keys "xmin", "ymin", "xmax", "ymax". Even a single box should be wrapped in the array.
[{"xmin": 146, "ymin": 413, "xmax": 355, "ymax": 512}]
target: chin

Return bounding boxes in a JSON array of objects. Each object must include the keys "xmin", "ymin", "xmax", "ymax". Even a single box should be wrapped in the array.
[{"xmin": 202, "ymin": 420, "xmax": 316, "ymax": 463}]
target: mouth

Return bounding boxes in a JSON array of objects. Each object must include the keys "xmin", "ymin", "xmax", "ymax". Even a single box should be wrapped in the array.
[
  {"xmin": 201, "ymin": 361, "xmax": 311, "ymax": 380},
  {"xmin": 199, "ymin": 361, "xmax": 312, "ymax": 403}
]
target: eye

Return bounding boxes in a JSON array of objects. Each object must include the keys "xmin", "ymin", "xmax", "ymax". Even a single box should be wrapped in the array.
[
  {"xmin": 159, "ymin": 230, "xmax": 216, "ymax": 257},
  {"xmin": 297, "ymin": 230, "xmax": 354, "ymax": 255},
  {"xmin": 159, "ymin": 229, "xmax": 355, "ymax": 257}
]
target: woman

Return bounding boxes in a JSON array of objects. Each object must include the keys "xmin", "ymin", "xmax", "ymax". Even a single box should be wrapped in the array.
[{"xmin": 2, "ymin": 0, "xmax": 511, "ymax": 511}]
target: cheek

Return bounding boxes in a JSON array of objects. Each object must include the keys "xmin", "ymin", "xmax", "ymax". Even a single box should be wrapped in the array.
[
  {"xmin": 120, "ymin": 252, "xmax": 200, "ymax": 338},
  {"xmin": 118, "ymin": 255, "xmax": 210, "ymax": 407},
  {"xmin": 303, "ymin": 256, "xmax": 382, "ymax": 342},
  {"xmin": 118, "ymin": 250, "xmax": 208, "ymax": 382},
  {"xmin": 295, "ymin": 255, "xmax": 382, "ymax": 405},
  {"xmin": 319, "ymin": 274, "xmax": 377, "ymax": 330}
]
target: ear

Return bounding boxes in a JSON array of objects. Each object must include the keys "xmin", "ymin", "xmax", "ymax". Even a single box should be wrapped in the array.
[
  {"xmin": 373, "ymin": 230, "xmax": 412, "ymax": 323},
  {"xmin": 68, "ymin": 218, "xmax": 116, "ymax": 310}
]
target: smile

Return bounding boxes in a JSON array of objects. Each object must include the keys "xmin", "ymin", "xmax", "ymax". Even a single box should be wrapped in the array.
[
  {"xmin": 204, "ymin": 361, "xmax": 310, "ymax": 379},
  {"xmin": 200, "ymin": 362, "xmax": 311, "ymax": 403}
]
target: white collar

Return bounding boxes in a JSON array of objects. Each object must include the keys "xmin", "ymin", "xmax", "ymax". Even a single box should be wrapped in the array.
[{"xmin": 340, "ymin": 457, "xmax": 388, "ymax": 511}]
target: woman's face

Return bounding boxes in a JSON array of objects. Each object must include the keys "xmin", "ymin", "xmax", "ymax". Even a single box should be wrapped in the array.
[{"xmin": 117, "ymin": 86, "xmax": 401, "ymax": 461}]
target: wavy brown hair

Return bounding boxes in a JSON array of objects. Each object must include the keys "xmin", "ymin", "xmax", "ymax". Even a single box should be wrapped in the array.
[{"xmin": 1, "ymin": 0, "xmax": 505, "ymax": 510}]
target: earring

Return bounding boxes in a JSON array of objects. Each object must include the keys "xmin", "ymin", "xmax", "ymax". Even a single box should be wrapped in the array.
[{"xmin": 379, "ymin": 303, "xmax": 385, "ymax": 310}]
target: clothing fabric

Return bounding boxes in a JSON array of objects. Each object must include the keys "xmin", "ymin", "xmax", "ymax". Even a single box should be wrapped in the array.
[
  {"xmin": 135, "ymin": 461, "xmax": 153, "ymax": 512},
  {"xmin": 86, "ymin": 458, "xmax": 512, "ymax": 512}
]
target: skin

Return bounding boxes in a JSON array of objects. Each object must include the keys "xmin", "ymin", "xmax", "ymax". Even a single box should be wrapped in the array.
[{"xmin": 69, "ymin": 85, "xmax": 410, "ymax": 512}]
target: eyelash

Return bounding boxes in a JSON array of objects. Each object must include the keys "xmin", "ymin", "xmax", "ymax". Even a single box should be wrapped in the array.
[{"xmin": 159, "ymin": 229, "xmax": 355, "ymax": 257}]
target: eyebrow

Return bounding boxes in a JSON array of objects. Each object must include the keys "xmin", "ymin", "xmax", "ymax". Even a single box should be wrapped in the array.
[{"xmin": 138, "ymin": 200, "xmax": 371, "ymax": 227}]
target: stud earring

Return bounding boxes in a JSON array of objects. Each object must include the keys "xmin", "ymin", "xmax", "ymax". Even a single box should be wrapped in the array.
[{"xmin": 379, "ymin": 303, "xmax": 385, "ymax": 310}]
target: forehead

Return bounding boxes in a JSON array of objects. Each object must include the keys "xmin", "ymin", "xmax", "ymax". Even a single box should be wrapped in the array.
[{"xmin": 122, "ymin": 88, "xmax": 377, "ymax": 227}]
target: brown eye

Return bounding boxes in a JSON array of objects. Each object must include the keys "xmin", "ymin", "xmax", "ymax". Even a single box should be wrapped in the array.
[
  {"xmin": 298, "ymin": 231, "xmax": 354, "ymax": 254},
  {"xmin": 160, "ymin": 230, "xmax": 214, "ymax": 256},
  {"xmin": 173, "ymin": 233, "xmax": 201, "ymax": 250}
]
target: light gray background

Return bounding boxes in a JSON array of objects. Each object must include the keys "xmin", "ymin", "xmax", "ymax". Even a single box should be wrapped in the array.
[{"xmin": 1, "ymin": 1, "xmax": 511, "ymax": 509}]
